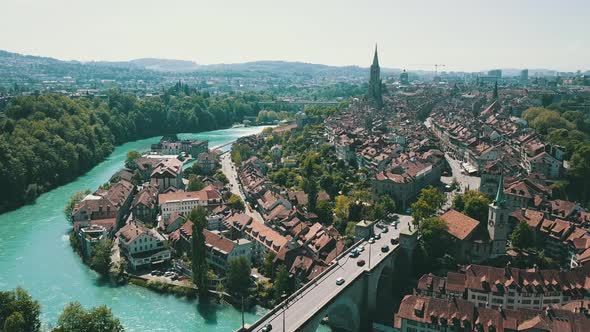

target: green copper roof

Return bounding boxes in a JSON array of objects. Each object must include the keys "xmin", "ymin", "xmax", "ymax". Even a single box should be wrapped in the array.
[{"xmin": 494, "ymin": 175, "xmax": 505, "ymax": 206}]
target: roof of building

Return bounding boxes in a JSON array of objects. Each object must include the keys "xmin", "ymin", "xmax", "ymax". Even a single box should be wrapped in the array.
[{"xmin": 440, "ymin": 209, "xmax": 480, "ymax": 241}]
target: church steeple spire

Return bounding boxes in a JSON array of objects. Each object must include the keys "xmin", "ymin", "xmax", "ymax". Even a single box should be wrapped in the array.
[
  {"xmin": 494, "ymin": 175, "xmax": 505, "ymax": 206},
  {"xmin": 372, "ymin": 44, "xmax": 379, "ymax": 67},
  {"xmin": 367, "ymin": 44, "xmax": 383, "ymax": 108}
]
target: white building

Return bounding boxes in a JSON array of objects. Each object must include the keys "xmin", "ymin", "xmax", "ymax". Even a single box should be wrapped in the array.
[
  {"xmin": 158, "ymin": 185, "xmax": 222, "ymax": 219},
  {"xmin": 116, "ymin": 221, "xmax": 171, "ymax": 270}
]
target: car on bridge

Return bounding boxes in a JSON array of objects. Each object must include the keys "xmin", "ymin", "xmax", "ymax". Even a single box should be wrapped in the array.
[
  {"xmin": 261, "ymin": 324, "xmax": 273, "ymax": 331},
  {"xmin": 381, "ymin": 245, "xmax": 390, "ymax": 252},
  {"xmin": 336, "ymin": 277, "xmax": 345, "ymax": 286},
  {"xmin": 349, "ymin": 250, "xmax": 360, "ymax": 258},
  {"xmin": 357, "ymin": 259, "xmax": 365, "ymax": 267}
]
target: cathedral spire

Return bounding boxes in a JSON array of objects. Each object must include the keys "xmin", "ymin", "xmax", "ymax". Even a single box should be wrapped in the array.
[
  {"xmin": 367, "ymin": 44, "xmax": 383, "ymax": 108},
  {"xmin": 372, "ymin": 44, "xmax": 379, "ymax": 67}
]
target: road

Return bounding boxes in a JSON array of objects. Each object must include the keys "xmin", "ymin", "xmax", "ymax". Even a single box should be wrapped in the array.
[
  {"xmin": 441, "ymin": 154, "xmax": 481, "ymax": 209},
  {"xmin": 250, "ymin": 221, "xmax": 410, "ymax": 332},
  {"xmin": 220, "ymin": 153, "xmax": 264, "ymax": 224}
]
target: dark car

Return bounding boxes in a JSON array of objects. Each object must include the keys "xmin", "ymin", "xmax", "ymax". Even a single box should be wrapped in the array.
[
  {"xmin": 381, "ymin": 245, "xmax": 390, "ymax": 252},
  {"xmin": 262, "ymin": 324, "xmax": 273, "ymax": 332},
  {"xmin": 357, "ymin": 259, "xmax": 366, "ymax": 267},
  {"xmin": 390, "ymin": 238, "xmax": 399, "ymax": 245}
]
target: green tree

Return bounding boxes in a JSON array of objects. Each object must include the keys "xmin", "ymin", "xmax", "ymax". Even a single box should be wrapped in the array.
[
  {"xmin": 511, "ymin": 221, "xmax": 535, "ymax": 250},
  {"xmin": 0, "ymin": 287, "xmax": 41, "ymax": 332},
  {"xmin": 569, "ymin": 143, "xmax": 590, "ymax": 204},
  {"xmin": 227, "ymin": 194, "xmax": 245, "ymax": 211},
  {"xmin": 187, "ymin": 174, "xmax": 205, "ymax": 191},
  {"xmin": 226, "ymin": 257, "xmax": 251, "ymax": 297},
  {"xmin": 303, "ymin": 178, "xmax": 318, "ymax": 211},
  {"xmin": 90, "ymin": 240, "xmax": 113, "ymax": 276},
  {"xmin": 416, "ymin": 217, "xmax": 455, "ymax": 273},
  {"xmin": 190, "ymin": 207, "xmax": 209, "ymax": 295},
  {"xmin": 411, "ymin": 186, "xmax": 446, "ymax": 224},
  {"xmin": 54, "ymin": 302, "xmax": 124, "ymax": 332},
  {"xmin": 3, "ymin": 312, "xmax": 26, "ymax": 332},
  {"xmin": 333, "ymin": 195, "xmax": 352, "ymax": 232},
  {"xmin": 452, "ymin": 190, "xmax": 491, "ymax": 223},
  {"xmin": 131, "ymin": 170, "xmax": 143, "ymax": 185},
  {"xmin": 273, "ymin": 264, "xmax": 290, "ymax": 302},
  {"xmin": 262, "ymin": 252, "xmax": 276, "ymax": 278},
  {"xmin": 125, "ymin": 150, "xmax": 141, "ymax": 166}
]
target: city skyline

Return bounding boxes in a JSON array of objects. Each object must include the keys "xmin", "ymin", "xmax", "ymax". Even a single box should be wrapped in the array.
[{"xmin": 1, "ymin": 0, "xmax": 588, "ymax": 72}]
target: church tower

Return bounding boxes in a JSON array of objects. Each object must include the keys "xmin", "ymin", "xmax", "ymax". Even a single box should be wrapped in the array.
[
  {"xmin": 367, "ymin": 44, "xmax": 383, "ymax": 108},
  {"xmin": 487, "ymin": 175, "xmax": 509, "ymax": 258}
]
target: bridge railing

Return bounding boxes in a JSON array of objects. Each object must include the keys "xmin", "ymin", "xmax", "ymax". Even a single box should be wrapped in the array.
[{"xmin": 243, "ymin": 238, "xmax": 365, "ymax": 331}]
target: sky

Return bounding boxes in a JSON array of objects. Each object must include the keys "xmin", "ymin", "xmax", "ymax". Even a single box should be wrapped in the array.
[{"xmin": 0, "ymin": 0, "xmax": 588, "ymax": 72}]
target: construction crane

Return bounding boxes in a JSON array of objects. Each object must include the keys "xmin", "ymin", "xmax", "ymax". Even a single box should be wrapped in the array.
[{"xmin": 408, "ymin": 64, "xmax": 447, "ymax": 76}]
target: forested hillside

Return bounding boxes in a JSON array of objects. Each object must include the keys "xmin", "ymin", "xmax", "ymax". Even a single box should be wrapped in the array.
[{"xmin": 0, "ymin": 84, "xmax": 266, "ymax": 213}]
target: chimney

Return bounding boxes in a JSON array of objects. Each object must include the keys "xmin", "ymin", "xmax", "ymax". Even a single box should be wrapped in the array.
[{"xmin": 521, "ymin": 208, "xmax": 526, "ymax": 217}]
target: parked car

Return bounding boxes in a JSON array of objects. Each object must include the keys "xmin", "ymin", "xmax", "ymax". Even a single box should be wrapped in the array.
[
  {"xmin": 336, "ymin": 277, "xmax": 345, "ymax": 286},
  {"xmin": 164, "ymin": 271, "xmax": 174, "ymax": 277},
  {"xmin": 381, "ymin": 245, "xmax": 390, "ymax": 252},
  {"xmin": 178, "ymin": 275, "xmax": 188, "ymax": 281},
  {"xmin": 391, "ymin": 238, "xmax": 399, "ymax": 245},
  {"xmin": 382, "ymin": 227, "xmax": 389, "ymax": 233},
  {"xmin": 368, "ymin": 237, "xmax": 375, "ymax": 244},
  {"xmin": 150, "ymin": 270, "xmax": 159, "ymax": 276},
  {"xmin": 357, "ymin": 259, "xmax": 366, "ymax": 267},
  {"xmin": 374, "ymin": 233, "xmax": 381, "ymax": 240},
  {"xmin": 357, "ymin": 245, "xmax": 365, "ymax": 252}
]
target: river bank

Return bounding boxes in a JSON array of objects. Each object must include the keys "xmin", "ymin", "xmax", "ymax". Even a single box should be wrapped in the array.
[{"xmin": 0, "ymin": 127, "xmax": 269, "ymax": 331}]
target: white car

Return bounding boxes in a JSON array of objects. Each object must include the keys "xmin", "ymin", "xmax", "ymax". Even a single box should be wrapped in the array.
[{"xmin": 336, "ymin": 277, "xmax": 345, "ymax": 286}]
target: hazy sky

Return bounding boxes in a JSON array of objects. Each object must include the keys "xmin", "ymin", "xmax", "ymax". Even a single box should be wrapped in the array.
[{"xmin": 1, "ymin": 0, "xmax": 588, "ymax": 71}]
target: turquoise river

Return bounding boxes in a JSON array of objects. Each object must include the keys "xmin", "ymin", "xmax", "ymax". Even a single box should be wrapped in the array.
[{"xmin": 0, "ymin": 126, "xmax": 272, "ymax": 331}]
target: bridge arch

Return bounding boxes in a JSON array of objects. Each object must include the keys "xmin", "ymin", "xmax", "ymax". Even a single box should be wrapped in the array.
[{"xmin": 300, "ymin": 290, "xmax": 361, "ymax": 332}]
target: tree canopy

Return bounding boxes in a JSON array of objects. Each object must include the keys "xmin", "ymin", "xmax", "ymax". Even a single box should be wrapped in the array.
[
  {"xmin": 511, "ymin": 221, "xmax": 535, "ymax": 250},
  {"xmin": 53, "ymin": 302, "xmax": 124, "ymax": 332},
  {"xmin": 226, "ymin": 257, "xmax": 251, "ymax": 297},
  {"xmin": 0, "ymin": 90, "xmax": 265, "ymax": 213},
  {"xmin": 190, "ymin": 206, "xmax": 209, "ymax": 295},
  {"xmin": 0, "ymin": 288, "xmax": 41, "ymax": 332},
  {"xmin": 452, "ymin": 190, "xmax": 491, "ymax": 223},
  {"xmin": 411, "ymin": 186, "xmax": 446, "ymax": 224}
]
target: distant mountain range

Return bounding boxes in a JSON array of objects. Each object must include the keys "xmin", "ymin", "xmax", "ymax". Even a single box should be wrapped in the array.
[{"xmin": 0, "ymin": 50, "xmax": 583, "ymax": 86}]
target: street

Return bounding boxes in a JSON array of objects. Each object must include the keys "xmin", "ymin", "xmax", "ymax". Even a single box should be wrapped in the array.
[
  {"xmin": 440, "ymin": 154, "xmax": 481, "ymax": 209},
  {"xmin": 220, "ymin": 153, "xmax": 265, "ymax": 224},
  {"xmin": 251, "ymin": 220, "xmax": 411, "ymax": 332}
]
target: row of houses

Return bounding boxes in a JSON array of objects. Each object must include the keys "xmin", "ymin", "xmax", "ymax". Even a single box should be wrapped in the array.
[
  {"xmin": 231, "ymin": 131, "xmax": 347, "ymax": 283},
  {"xmin": 416, "ymin": 264, "xmax": 590, "ymax": 312}
]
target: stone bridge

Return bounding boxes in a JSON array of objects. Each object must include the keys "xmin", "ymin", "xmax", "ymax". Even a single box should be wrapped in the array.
[{"xmin": 241, "ymin": 225, "xmax": 417, "ymax": 332}]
